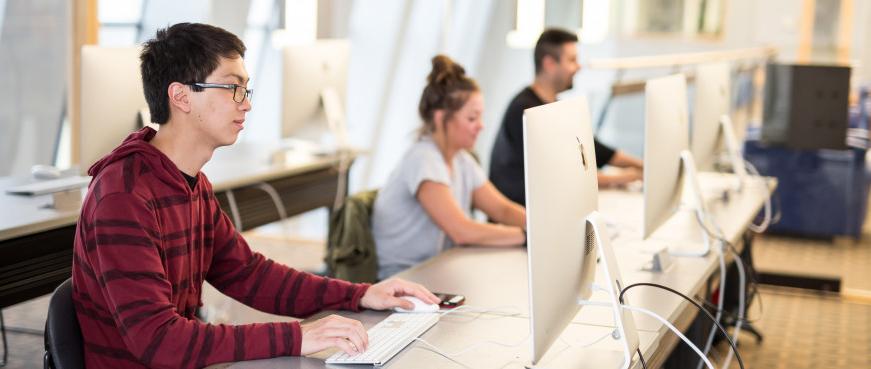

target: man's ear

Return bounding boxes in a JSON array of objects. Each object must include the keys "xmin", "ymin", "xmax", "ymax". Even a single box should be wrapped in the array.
[
  {"xmin": 167, "ymin": 82, "xmax": 192, "ymax": 113},
  {"xmin": 541, "ymin": 54, "xmax": 558, "ymax": 74}
]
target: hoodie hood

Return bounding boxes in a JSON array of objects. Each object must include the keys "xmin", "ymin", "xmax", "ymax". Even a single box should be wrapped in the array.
[{"xmin": 88, "ymin": 127, "xmax": 191, "ymax": 191}]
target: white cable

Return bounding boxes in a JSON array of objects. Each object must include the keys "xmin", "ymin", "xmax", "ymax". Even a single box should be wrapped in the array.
[
  {"xmin": 690, "ymin": 203, "xmax": 752, "ymax": 369},
  {"xmin": 413, "ymin": 303, "xmax": 715, "ymax": 368},
  {"xmin": 224, "ymin": 189, "xmax": 243, "ymax": 231},
  {"xmin": 722, "ymin": 247, "xmax": 747, "ymax": 369},
  {"xmin": 743, "ymin": 160, "xmax": 772, "ymax": 233},
  {"xmin": 695, "ymin": 241, "xmax": 727, "ymax": 369},
  {"xmin": 412, "ymin": 304, "xmax": 612, "ymax": 362},
  {"xmin": 687, "ymin": 204, "xmax": 733, "ymax": 369},
  {"xmin": 620, "ymin": 304, "xmax": 716, "ymax": 369},
  {"xmin": 406, "ymin": 305, "xmax": 527, "ymax": 362},
  {"xmin": 412, "ymin": 334, "xmax": 529, "ymax": 358},
  {"xmin": 438, "ymin": 305, "xmax": 524, "ymax": 319},
  {"xmin": 408, "ymin": 339, "xmax": 475, "ymax": 368}
]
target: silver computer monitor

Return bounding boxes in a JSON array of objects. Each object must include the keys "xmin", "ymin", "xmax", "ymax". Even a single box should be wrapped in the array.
[
  {"xmin": 693, "ymin": 63, "xmax": 748, "ymax": 181},
  {"xmin": 80, "ymin": 46, "xmax": 148, "ymax": 172},
  {"xmin": 525, "ymin": 96, "xmax": 638, "ymax": 366},
  {"xmin": 642, "ymin": 74, "xmax": 690, "ymax": 240},
  {"xmin": 692, "ymin": 62, "xmax": 731, "ymax": 171},
  {"xmin": 281, "ymin": 39, "xmax": 349, "ymax": 148}
]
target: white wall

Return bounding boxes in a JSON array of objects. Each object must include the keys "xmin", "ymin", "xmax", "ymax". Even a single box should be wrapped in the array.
[
  {"xmin": 345, "ymin": 0, "xmax": 495, "ymax": 190},
  {"xmin": 852, "ymin": 0, "xmax": 871, "ymax": 83},
  {"xmin": 470, "ymin": 0, "xmax": 850, "ymax": 163}
]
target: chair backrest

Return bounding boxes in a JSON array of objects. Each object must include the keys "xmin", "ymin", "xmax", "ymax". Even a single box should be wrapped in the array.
[{"xmin": 43, "ymin": 278, "xmax": 84, "ymax": 369}]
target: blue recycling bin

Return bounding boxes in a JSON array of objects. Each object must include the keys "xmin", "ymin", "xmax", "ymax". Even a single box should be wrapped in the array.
[{"xmin": 742, "ymin": 86, "xmax": 870, "ymax": 239}]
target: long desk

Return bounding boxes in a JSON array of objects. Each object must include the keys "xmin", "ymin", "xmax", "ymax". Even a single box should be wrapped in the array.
[
  {"xmin": 223, "ymin": 310, "xmax": 661, "ymax": 369},
  {"xmin": 221, "ymin": 172, "xmax": 775, "ymax": 368},
  {"xmin": 0, "ymin": 144, "xmax": 354, "ymax": 309}
]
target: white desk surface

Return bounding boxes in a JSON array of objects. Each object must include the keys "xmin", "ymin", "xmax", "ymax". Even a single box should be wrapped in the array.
[
  {"xmin": 224, "ymin": 172, "xmax": 774, "ymax": 368},
  {"xmin": 204, "ymin": 142, "xmax": 355, "ymax": 192},
  {"xmin": 392, "ymin": 172, "xmax": 775, "ymax": 336},
  {"xmin": 0, "ymin": 176, "xmax": 84, "ymax": 242},
  {"xmin": 226, "ymin": 309, "xmax": 660, "ymax": 369},
  {"xmin": 0, "ymin": 145, "xmax": 352, "ymax": 242}
]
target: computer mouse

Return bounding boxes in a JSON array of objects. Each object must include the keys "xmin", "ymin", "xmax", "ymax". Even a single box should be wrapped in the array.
[
  {"xmin": 393, "ymin": 296, "xmax": 439, "ymax": 313},
  {"xmin": 31, "ymin": 165, "xmax": 62, "ymax": 180}
]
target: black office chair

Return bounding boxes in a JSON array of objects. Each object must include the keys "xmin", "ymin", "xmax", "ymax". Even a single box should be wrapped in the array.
[{"xmin": 43, "ymin": 278, "xmax": 84, "ymax": 369}]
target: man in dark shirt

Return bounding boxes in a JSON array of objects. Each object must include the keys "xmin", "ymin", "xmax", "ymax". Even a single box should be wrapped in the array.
[{"xmin": 490, "ymin": 28, "xmax": 643, "ymax": 206}]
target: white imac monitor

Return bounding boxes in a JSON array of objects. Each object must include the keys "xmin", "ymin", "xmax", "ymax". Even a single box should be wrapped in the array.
[
  {"xmin": 643, "ymin": 74, "xmax": 717, "ymax": 256},
  {"xmin": 693, "ymin": 62, "xmax": 748, "ymax": 180},
  {"xmin": 525, "ymin": 96, "xmax": 638, "ymax": 367},
  {"xmin": 281, "ymin": 40, "xmax": 349, "ymax": 150},
  {"xmin": 692, "ymin": 62, "xmax": 731, "ymax": 171},
  {"xmin": 80, "ymin": 46, "xmax": 148, "ymax": 172},
  {"xmin": 643, "ymin": 74, "xmax": 690, "ymax": 240}
]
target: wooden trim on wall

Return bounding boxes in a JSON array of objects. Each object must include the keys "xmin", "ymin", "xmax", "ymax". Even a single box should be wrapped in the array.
[
  {"xmin": 836, "ymin": 0, "xmax": 853, "ymax": 64},
  {"xmin": 68, "ymin": 0, "xmax": 98, "ymax": 167},
  {"xmin": 797, "ymin": 0, "xmax": 816, "ymax": 63}
]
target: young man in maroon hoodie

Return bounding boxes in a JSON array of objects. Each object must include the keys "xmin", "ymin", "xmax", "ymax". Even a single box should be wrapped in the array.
[{"xmin": 71, "ymin": 23, "xmax": 440, "ymax": 369}]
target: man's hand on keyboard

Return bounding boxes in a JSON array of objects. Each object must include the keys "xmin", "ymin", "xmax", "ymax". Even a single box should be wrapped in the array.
[
  {"xmin": 359, "ymin": 278, "xmax": 440, "ymax": 311},
  {"xmin": 300, "ymin": 314, "xmax": 369, "ymax": 356}
]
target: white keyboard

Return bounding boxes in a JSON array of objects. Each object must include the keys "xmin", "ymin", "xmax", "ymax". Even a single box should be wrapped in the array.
[
  {"xmin": 6, "ymin": 176, "xmax": 91, "ymax": 196},
  {"xmin": 326, "ymin": 312, "xmax": 440, "ymax": 366}
]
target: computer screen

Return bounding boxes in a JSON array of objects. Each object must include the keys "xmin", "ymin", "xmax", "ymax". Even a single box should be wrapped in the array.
[
  {"xmin": 692, "ymin": 62, "xmax": 731, "ymax": 171},
  {"xmin": 525, "ymin": 96, "xmax": 638, "ymax": 365},
  {"xmin": 281, "ymin": 40, "xmax": 349, "ymax": 147},
  {"xmin": 80, "ymin": 46, "xmax": 148, "ymax": 172},
  {"xmin": 642, "ymin": 74, "xmax": 690, "ymax": 240}
]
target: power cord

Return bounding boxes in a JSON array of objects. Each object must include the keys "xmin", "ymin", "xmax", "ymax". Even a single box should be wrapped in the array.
[
  {"xmin": 727, "ymin": 243, "xmax": 764, "ymax": 321},
  {"xmin": 678, "ymin": 179, "xmax": 731, "ymax": 369},
  {"xmin": 694, "ymin": 239, "xmax": 728, "ymax": 369},
  {"xmin": 409, "ymin": 305, "xmax": 527, "ymax": 362},
  {"xmin": 440, "ymin": 305, "xmax": 523, "ymax": 318},
  {"xmin": 410, "ymin": 305, "xmax": 621, "ymax": 367},
  {"xmin": 698, "ymin": 241, "xmax": 764, "ymax": 325},
  {"xmin": 742, "ymin": 159, "xmax": 775, "ymax": 233},
  {"xmin": 689, "ymin": 207, "xmax": 758, "ymax": 369},
  {"xmin": 619, "ymin": 282, "xmax": 746, "ymax": 369},
  {"xmin": 1, "ymin": 311, "xmax": 6, "ymax": 368},
  {"xmin": 419, "ymin": 301, "xmax": 720, "ymax": 368},
  {"xmin": 722, "ymin": 246, "xmax": 747, "ymax": 369},
  {"xmin": 618, "ymin": 304, "xmax": 714, "ymax": 369}
]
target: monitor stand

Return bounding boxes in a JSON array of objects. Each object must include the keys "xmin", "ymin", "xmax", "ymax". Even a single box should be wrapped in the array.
[
  {"xmin": 321, "ymin": 87, "xmax": 352, "ymax": 210},
  {"xmin": 321, "ymin": 87, "xmax": 350, "ymax": 150},
  {"xmin": 272, "ymin": 86, "xmax": 350, "ymax": 163},
  {"xmin": 661, "ymin": 150, "xmax": 722, "ymax": 257},
  {"xmin": 717, "ymin": 115, "xmax": 748, "ymax": 193},
  {"xmin": 579, "ymin": 211, "xmax": 640, "ymax": 369}
]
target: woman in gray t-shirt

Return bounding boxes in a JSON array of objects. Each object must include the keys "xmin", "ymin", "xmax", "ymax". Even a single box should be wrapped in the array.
[{"xmin": 372, "ymin": 55, "xmax": 527, "ymax": 279}]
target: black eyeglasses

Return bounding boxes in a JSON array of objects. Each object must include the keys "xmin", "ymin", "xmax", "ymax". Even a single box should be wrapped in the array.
[{"xmin": 188, "ymin": 82, "xmax": 253, "ymax": 103}]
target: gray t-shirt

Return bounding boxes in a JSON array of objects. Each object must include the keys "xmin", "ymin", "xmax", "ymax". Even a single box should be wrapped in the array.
[{"xmin": 372, "ymin": 137, "xmax": 487, "ymax": 279}]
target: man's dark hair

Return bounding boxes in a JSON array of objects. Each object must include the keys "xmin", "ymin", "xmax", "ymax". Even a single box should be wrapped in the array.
[
  {"xmin": 533, "ymin": 28, "xmax": 578, "ymax": 75},
  {"xmin": 140, "ymin": 23, "xmax": 246, "ymax": 124}
]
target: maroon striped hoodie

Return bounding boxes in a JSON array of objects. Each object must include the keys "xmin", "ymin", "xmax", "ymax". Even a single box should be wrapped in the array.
[{"xmin": 71, "ymin": 127, "xmax": 369, "ymax": 369}]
